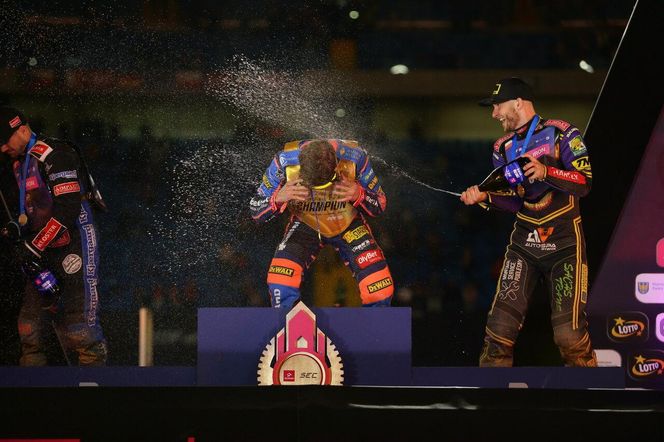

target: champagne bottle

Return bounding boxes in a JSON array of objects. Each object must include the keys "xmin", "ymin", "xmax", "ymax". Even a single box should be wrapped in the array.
[
  {"xmin": 478, "ymin": 156, "xmax": 530, "ymax": 192},
  {"xmin": 21, "ymin": 259, "xmax": 61, "ymax": 311}
]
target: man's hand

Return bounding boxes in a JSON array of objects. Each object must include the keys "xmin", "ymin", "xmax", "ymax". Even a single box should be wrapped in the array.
[
  {"xmin": 1, "ymin": 221, "xmax": 21, "ymax": 242},
  {"xmin": 522, "ymin": 153, "xmax": 546, "ymax": 182},
  {"xmin": 332, "ymin": 180, "xmax": 361, "ymax": 202},
  {"xmin": 460, "ymin": 185, "xmax": 488, "ymax": 205},
  {"xmin": 274, "ymin": 178, "xmax": 310, "ymax": 204},
  {"xmin": 16, "ymin": 241, "xmax": 42, "ymax": 266}
]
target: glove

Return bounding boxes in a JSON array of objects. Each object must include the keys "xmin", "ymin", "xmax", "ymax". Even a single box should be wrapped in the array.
[
  {"xmin": 1, "ymin": 220, "xmax": 21, "ymax": 242},
  {"xmin": 18, "ymin": 242, "xmax": 61, "ymax": 312}
]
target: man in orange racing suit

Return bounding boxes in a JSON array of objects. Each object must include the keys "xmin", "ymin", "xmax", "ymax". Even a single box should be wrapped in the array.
[
  {"xmin": 461, "ymin": 78, "xmax": 597, "ymax": 367},
  {"xmin": 250, "ymin": 139, "xmax": 393, "ymax": 309}
]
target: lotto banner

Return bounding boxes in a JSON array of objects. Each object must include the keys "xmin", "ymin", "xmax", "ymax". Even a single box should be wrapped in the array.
[{"xmin": 588, "ymin": 107, "xmax": 664, "ymax": 389}]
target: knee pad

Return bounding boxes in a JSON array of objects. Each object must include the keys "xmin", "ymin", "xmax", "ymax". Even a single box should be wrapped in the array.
[
  {"xmin": 18, "ymin": 320, "xmax": 38, "ymax": 341},
  {"xmin": 358, "ymin": 266, "xmax": 394, "ymax": 306},
  {"xmin": 64, "ymin": 322, "xmax": 107, "ymax": 365},
  {"xmin": 267, "ymin": 258, "xmax": 303, "ymax": 309}
]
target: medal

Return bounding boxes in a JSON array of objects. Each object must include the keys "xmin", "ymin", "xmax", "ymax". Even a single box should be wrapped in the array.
[
  {"xmin": 18, "ymin": 214, "xmax": 28, "ymax": 226},
  {"xmin": 517, "ymin": 185, "xmax": 525, "ymax": 198}
]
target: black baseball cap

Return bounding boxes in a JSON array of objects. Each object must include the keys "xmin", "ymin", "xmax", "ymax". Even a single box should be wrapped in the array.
[
  {"xmin": 478, "ymin": 77, "xmax": 534, "ymax": 106},
  {"xmin": 0, "ymin": 106, "xmax": 27, "ymax": 144}
]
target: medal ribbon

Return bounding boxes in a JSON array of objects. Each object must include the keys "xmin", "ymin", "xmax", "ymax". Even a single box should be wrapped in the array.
[
  {"xmin": 18, "ymin": 132, "xmax": 38, "ymax": 224},
  {"xmin": 508, "ymin": 115, "xmax": 540, "ymax": 162}
]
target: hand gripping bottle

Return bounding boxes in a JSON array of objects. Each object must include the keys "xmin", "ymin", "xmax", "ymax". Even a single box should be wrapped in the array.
[
  {"xmin": 478, "ymin": 156, "xmax": 530, "ymax": 192},
  {"xmin": 22, "ymin": 260, "xmax": 61, "ymax": 312}
]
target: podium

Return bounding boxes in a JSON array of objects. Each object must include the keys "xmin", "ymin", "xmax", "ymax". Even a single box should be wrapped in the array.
[{"xmin": 197, "ymin": 306, "xmax": 412, "ymax": 386}]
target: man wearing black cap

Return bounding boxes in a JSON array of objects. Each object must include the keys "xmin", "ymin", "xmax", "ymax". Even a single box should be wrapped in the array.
[
  {"xmin": 460, "ymin": 78, "xmax": 597, "ymax": 367},
  {"xmin": 0, "ymin": 106, "xmax": 107, "ymax": 365}
]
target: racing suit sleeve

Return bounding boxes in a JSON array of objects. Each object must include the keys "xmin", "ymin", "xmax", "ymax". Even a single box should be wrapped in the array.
[
  {"xmin": 29, "ymin": 147, "xmax": 82, "ymax": 252},
  {"xmin": 484, "ymin": 150, "xmax": 523, "ymax": 213},
  {"xmin": 353, "ymin": 155, "xmax": 386, "ymax": 217},
  {"xmin": 542, "ymin": 126, "xmax": 592, "ymax": 197},
  {"xmin": 249, "ymin": 155, "xmax": 286, "ymax": 223}
]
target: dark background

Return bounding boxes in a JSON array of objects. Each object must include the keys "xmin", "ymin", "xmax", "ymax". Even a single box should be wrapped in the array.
[{"xmin": 0, "ymin": 0, "xmax": 641, "ymax": 367}]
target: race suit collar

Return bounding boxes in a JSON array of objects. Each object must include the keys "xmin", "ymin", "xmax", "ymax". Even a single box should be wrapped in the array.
[{"xmin": 514, "ymin": 115, "xmax": 540, "ymax": 136}]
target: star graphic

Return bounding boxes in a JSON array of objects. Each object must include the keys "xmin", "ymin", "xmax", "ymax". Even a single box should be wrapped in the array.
[
  {"xmin": 614, "ymin": 317, "xmax": 625, "ymax": 326},
  {"xmin": 634, "ymin": 355, "xmax": 646, "ymax": 364}
]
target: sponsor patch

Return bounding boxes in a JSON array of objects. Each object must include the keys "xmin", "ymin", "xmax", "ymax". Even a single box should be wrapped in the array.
[
  {"xmin": 351, "ymin": 239, "xmax": 372, "ymax": 253},
  {"xmin": 355, "ymin": 249, "xmax": 384, "ymax": 269},
  {"xmin": 367, "ymin": 277, "xmax": 393, "ymax": 294},
  {"xmin": 9, "ymin": 115, "xmax": 22, "ymax": 128},
  {"xmin": 250, "ymin": 197, "xmax": 268, "ymax": 208},
  {"xmin": 499, "ymin": 258, "xmax": 524, "ymax": 302},
  {"xmin": 269, "ymin": 265, "xmax": 294, "ymax": 277},
  {"xmin": 527, "ymin": 144, "xmax": 551, "ymax": 159},
  {"xmin": 368, "ymin": 176, "xmax": 379, "ymax": 190},
  {"xmin": 53, "ymin": 181, "xmax": 81, "ymax": 196},
  {"xmin": 32, "ymin": 217, "xmax": 64, "ymax": 251},
  {"xmin": 544, "ymin": 119, "xmax": 571, "ymax": 131},
  {"xmin": 547, "ymin": 167, "xmax": 586, "ymax": 184},
  {"xmin": 343, "ymin": 225, "xmax": 369, "ymax": 243},
  {"xmin": 493, "ymin": 133, "xmax": 512, "ymax": 151},
  {"xmin": 262, "ymin": 174, "xmax": 273, "ymax": 189},
  {"xmin": 571, "ymin": 156, "xmax": 591, "ymax": 172},
  {"xmin": 62, "ymin": 253, "xmax": 83, "ymax": 274},
  {"xmin": 25, "ymin": 176, "xmax": 39, "ymax": 191},
  {"xmin": 568, "ymin": 136, "xmax": 587, "ymax": 156},
  {"xmin": 29, "ymin": 143, "xmax": 52, "ymax": 160},
  {"xmin": 525, "ymin": 227, "xmax": 556, "ymax": 251},
  {"xmin": 49, "ymin": 170, "xmax": 78, "ymax": 181}
]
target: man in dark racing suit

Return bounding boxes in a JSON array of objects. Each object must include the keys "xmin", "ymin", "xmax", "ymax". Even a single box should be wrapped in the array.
[
  {"xmin": 461, "ymin": 78, "xmax": 597, "ymax": 367},
  {"xmin": 250, "ymin": 139, "xmax": 393, "ymax": 309},
  {"xmin": 0, "ymin": 106, "xmax": 107, "ymax": 365}
]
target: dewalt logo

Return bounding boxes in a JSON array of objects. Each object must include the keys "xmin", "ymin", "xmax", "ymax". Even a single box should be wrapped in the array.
[
  {"xmin": 343, "ymin": 226, "xmax": 369, "ymax": 243},
  {"xmin": 367, "ymin": 277, "xmax": 393, "ymax": 294},
  {"xmin": 269, "ymin": 265, "xmax": 294, "ymax": 277}
]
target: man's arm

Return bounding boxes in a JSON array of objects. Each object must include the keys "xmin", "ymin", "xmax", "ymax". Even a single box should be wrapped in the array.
[
  {"xmin": 461, "ymin": 146, "xmax": 523, "ymax": 213},
  {"xmin": 541, "ymin": 127, "xmax": 592, "ymax": 197},
  {"xmin": 249, "ymin": 156, "xmax": 284, "ymax": 223},
  {"xmin": 249, "ymin": 156, "xmax": 309, "ymax": 223},
  {"xmin": 351, "ymin": 154, "xmax": 386, "ymax": 217}
]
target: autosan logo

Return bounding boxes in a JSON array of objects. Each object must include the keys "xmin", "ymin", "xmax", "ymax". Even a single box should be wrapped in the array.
[
  {"xmin": 525, "ymin": 227, "xmax": 556, "ymax": 251},
  {"xmin": 607, "ymin": 312, "xmax": 648, "ymax": 342},
  {"xmin": 628, "ymin": 351, "xmax": 664, "ymax": 381},
  {"xmin": 635, "ymin": 274, "xmax": 664, "ymax": 303},
  {"xmin": 657, "ymin": 238, "xmax": 664, "ymax": 268},
  {"xmin": 656, "ymin": 313, "xmax": 664, "ymax": 343}
]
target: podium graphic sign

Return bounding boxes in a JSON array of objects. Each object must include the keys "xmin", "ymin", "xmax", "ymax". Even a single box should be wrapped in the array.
[{"xmin": 257, "ymin": 302, "xmax": 344, "ymax": 385}]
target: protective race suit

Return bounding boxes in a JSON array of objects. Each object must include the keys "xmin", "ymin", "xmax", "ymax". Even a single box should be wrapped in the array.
[
  {"xmin": 250, "ymin": 139, "xmax": 393, "ymax": 309},
  {"xmin": 480, "ymin": 116, "xmax": 597, "ymax": 367},
  {"xmin": 12, "ymin": 136, "xmax": 107, "ymax": 365}
]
